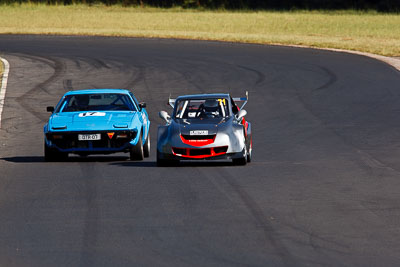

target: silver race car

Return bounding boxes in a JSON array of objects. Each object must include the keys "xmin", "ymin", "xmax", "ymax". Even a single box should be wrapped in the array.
[{"xmin": 157, "ymin": 92, "xmax": 252, "ymax": 166}]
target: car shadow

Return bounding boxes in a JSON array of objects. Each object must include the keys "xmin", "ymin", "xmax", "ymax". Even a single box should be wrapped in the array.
[
  {"xmin": 2, "ymin": 155, "xmax": 130, "ymax": 163},
  {"xmin": 2, "ymin": 157, "xmax": 237, "ymax": 167},
  {"xmin": 109, "ymin": 161, "xmax": 158, "ymax": 167},
  {"xmin": 1, "ymin": 156, "xmax": 45, "ymax": 163},
  {"xmin": 177, "ymin": 161, "xmax": 235, "ymax": 167},
  {"xmin": 110, "ymin": 160, "xmax": 235, "ymax": 168}
]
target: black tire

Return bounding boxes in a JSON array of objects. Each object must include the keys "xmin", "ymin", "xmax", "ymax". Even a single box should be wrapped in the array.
[
  {"xmin": 233, "ymin": 145, "xmax": 247, "ymax": 166},
  {"xmin": 130, "ymin": 134, "xmax": 144, "ymax": 161},
  {"xmin": 44, "ymin": 143, "xmax": 68, "ymax": 162},
  {"xmin": 143, "ymin": 132, "xmax": 150, "ymax": 158},
  {"xmin": 233, "ymin": 157, "xmax": 247, "ymax": 165},
  {"xmin": 44, "ymin": 144, "xmax": 54, "ymax": 162},
  {"xmin": 156, "ymin": 150, "xmax": 179, "ymax": 167},
  {"xmin": 156, "ymin": 157, "xmax": 166, "ymax": 167},
  {"xmin": 247, "ymin": 139, "xmax": 252, "ymax": 163}
]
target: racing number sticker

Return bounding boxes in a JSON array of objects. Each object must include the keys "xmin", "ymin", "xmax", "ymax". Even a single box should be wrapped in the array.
[{"xmin": 79, "ymin": 112, "xmax": 106, "ymax": 117}]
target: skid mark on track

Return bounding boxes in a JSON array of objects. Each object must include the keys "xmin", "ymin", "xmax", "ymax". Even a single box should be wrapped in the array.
[
  {"xmin": 77, "ymin": 163, "xmax": 100, "ymax": 267},
  {"xmin": 284, "ymin": 213, "xmax": 351, "ymax": 265},
  {"xmin": 292, "ymin": 64, "xmax": 400, "ymax": 175},
  {"xmin": 15, "ymin": 55, "xmax": 66, "ymax": 122},
  {"xmin": 123, "ymin": 65, "xmax": 145, "ymax": 90},
  {"xmin": 210, "ymin": 168, "xmax": 298, "ymax": 266},
  {"xmin": 236, "ymin": 64, "xmax": 266, "ymax": 87},
  {"xmin": 312, "ymin": 66, "xmax": 337, "ymax": 92},
  {"xmin": 15, "ymin": 54, "xmax": 64, "ymax": 95},
  {"xmin": 308, "ymin": 230, "xmax": 349, "ymax": 256},
  {"xmin": 87, "ymin": 58, "xmax": 111, "ymax": 70},
  {"xmin": 179, "ymin": 69, "xmax": 207, "ymax": 94},
  {"xmin": 140, "ymin": 66, "xmax": 157, "ymax": 108},
  {"xmin": 63, "ymin": 79, "xmax": 73, "ymax": 91},
  {"xmin": 119, "ymin": 63, "xmax": 156, "ymax": 111}
]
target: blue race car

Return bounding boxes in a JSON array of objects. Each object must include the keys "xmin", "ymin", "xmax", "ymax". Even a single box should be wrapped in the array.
[{"xmin": 44, "ymin": 89, "xmax": 150, "ymax": 161}]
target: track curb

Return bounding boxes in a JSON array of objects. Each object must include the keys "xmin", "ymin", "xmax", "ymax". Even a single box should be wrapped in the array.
[
  {"xmin": 323, "ymin": 48, "xmax": 400, "ymax": 72},
  {"xmin": 0, "ymin": 57, "xmax": 10, "ymax": 129},
  {"xmin": 284, "ymin": 44, "xmax": 400, "ymax": 72}
]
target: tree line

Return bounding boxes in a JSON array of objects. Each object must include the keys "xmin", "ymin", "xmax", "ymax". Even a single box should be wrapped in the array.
[{"xmin": 3, "ymin": 0, "xmax": 400, "ymax": 12}]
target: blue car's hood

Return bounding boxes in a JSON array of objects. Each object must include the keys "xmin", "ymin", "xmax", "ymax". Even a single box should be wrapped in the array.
[{"xmin": 49, "ymin": 111, "xmax": 138, "ymax": 131}]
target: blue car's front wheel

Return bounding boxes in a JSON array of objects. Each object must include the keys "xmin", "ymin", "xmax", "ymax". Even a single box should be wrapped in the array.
[
  {"xmin": 44, "ymin": 143, "xmax": 68, "ymax": 162},
  {"xmin": 130, "ymin": 134, "xmax": 144, "ymax": 161},
  {"xmin": 143, "ymin": 132, "xmax": 150, "ymax": 158}
]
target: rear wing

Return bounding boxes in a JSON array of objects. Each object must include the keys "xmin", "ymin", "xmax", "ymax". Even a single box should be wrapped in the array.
[
  {"xmin": 232, "ymin": 91, "xmax": 248, "ymax": 110},
  {"xmin": 168, "ymin": 94, "xmax": 176, "ymax": 108},
  {"xmin": 168, "ymin": 91, "xmax": 248, "ymax": 109}
]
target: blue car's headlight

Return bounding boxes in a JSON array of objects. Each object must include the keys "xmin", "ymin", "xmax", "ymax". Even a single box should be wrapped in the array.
[{"xmin": 46, "ymin": 133, "xmax": 64, "ymax": 140}]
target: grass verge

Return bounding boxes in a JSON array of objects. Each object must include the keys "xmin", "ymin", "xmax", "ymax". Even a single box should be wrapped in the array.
[{"xmin": 0, "ymin": 4, "xmax": 399, "ymax": 56}]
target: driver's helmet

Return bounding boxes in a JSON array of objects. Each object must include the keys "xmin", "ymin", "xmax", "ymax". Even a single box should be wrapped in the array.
[{"xmin": 204, "ymin": 99, "xmax": 219, "ymax": 113}]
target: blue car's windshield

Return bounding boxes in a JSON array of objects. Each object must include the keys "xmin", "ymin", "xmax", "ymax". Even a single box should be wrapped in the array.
[{"xmin": 56, "ymin": 93, "xmax": 137, "ymax": 112}]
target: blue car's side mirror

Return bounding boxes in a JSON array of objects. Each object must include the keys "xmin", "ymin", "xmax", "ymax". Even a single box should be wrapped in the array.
[
  {"xmin": 47, "ymin": 106, "xmax": 55, "ymax": 113},
  {"xmin": 139, "ymin": 102, "xmax": 146, "ymax": 109}
]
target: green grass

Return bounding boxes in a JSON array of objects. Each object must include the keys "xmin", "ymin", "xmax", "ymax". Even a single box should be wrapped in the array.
[{"xmin": 0, "ymin": 4, "xmax": 399, "ymax": 56}]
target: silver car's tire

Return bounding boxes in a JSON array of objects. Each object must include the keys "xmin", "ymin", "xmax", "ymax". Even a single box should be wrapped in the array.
[
  {"xmin": 233, "ymin": 145, "xmax": 247, "ymax": 166},
  {"xmin": 233, "ymin": 157, "xmax": 247, "ymax": 165},
  {"xmin": 247, "ymin": 138, "xmax": 252, "ymax": 163},
  {"xmin": 157, "ymin": 150, "xmax": 179, "ymax": 167}
]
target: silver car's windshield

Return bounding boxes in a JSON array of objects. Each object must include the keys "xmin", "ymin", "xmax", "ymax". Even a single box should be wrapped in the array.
[
  {"xmin": 174, "ymin": 98, "xmax": 229, "ymax": 119},
  {"xmin": 56, "ymin": 93, "xmax": 136, "ymax": 112}
]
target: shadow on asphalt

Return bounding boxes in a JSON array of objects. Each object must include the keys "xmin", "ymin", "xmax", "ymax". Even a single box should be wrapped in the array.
[
  {"xmin": 1, "ymin": 156, "xmax": 46, "ymax": 163},
  {"xmin": 2, "ymin": 157, "xmax": 237, "ymax": 167},
  {"xmin": 110, "ymin": 160, "xmax": 235, "ymax": 168},
  {"xmin": 1, "ymin": 155, "xmax": 129, "ymax": 163}
]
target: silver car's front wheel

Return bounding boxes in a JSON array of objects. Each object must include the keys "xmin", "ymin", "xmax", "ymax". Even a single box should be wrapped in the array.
[
  {"xmin": 247, "ymin": 138, "xmax": 252, "ymax": 163},
  {"xmin": 233, "ymin": 144, "xmax": 247, "ymax": 166},
  {"xmin": 156, "ymin": 150, "xmax": 179, "ymax": 167}
]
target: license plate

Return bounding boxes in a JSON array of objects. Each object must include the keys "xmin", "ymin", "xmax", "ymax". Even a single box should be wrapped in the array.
[
  {"xmin": 78, "ymin": 134, "xmax": 101, "ymax": 141},
  {"xmin": 190, "ymin": 130, "xmax": 208, "ymax": 136}
]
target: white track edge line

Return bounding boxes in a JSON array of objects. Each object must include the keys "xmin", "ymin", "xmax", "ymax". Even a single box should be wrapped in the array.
[
  {"xmin": 279, "ymin": 44, "xmax": 400, "ymax": 72},
  {"xmin": 0, "ymin": 57, "xmax": 10, "ymax": 129},
  {"xmin": 322, "ymin": 47, "xmax": 400, "ymax": 72}
]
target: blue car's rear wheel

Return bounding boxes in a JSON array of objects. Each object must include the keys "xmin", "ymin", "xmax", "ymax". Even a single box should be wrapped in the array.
[{"xmin": 130, "ymin": 134, "xmax": 144, "ymax": 161}]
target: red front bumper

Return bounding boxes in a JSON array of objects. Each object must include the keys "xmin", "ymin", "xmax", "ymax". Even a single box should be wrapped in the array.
[{"xmin": 172, "ymin": 146, "xmax": 228, "ymax": 159}]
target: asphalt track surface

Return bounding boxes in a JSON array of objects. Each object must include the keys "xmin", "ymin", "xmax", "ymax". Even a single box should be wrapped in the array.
[{"xmin": 0, "ymin": 35, "xmax": 400, "ymax": 266}]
